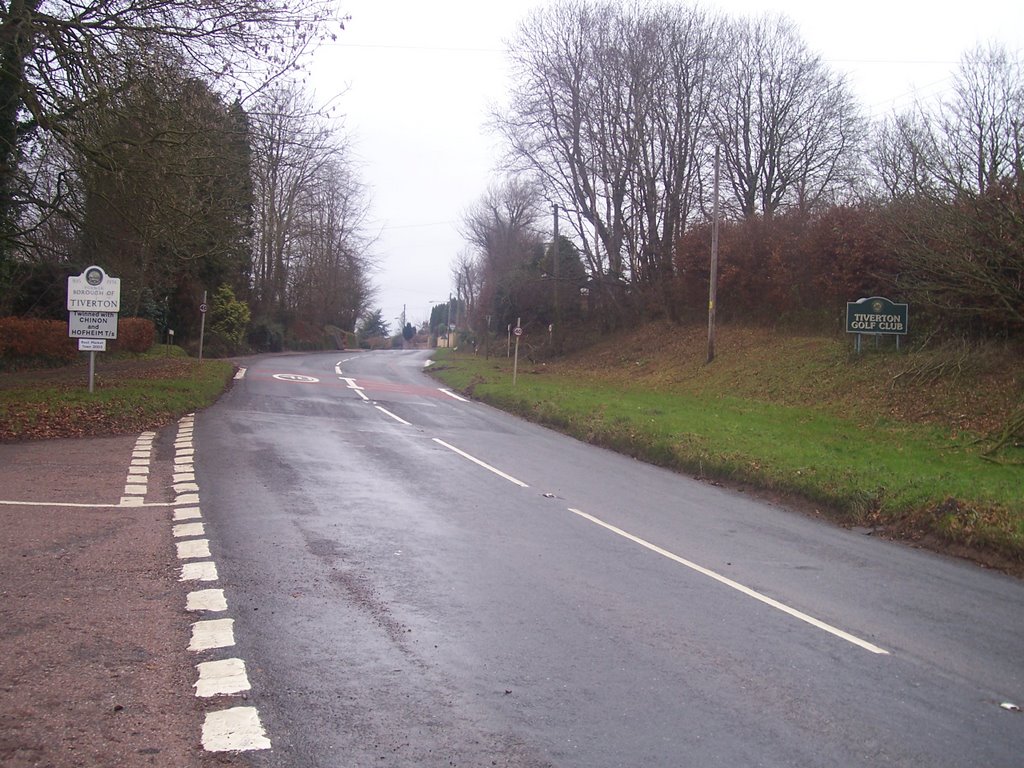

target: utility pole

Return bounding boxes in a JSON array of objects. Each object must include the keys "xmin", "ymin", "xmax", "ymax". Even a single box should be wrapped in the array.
[
  {"xmin": 552, "ymin": 203, "xmax": 560, "ymax": 352},
  {"xmin": 707, "ymin": 146, "xmax": 720, "ymax": 364}
]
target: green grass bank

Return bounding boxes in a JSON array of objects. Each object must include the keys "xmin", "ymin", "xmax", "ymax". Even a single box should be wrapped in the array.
[
  {"xmin": 428, "ymin": 323, "xmax": 1024, "ymax": 572},
  {"xmin": 0, "ymin": 347, "xmax": 234, "ymax": 441}
]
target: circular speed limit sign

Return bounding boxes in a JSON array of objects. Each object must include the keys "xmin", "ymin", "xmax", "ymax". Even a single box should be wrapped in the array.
[
  {"xmin": 513, "ymin": 326, "xmax": 523, "ymax": 337},
  {"xmin": 199, "ymin": 303, "xmax": 208, "ymax": 314}
]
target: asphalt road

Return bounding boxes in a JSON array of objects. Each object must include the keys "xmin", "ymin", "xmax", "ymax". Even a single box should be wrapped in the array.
[{"xmin": 194, "ymin": 350, "xmax": 1024, "ymax": 767}]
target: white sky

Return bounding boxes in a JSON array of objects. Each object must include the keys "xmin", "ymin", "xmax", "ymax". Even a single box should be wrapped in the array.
[{"xmin": 310, "ymin": 0, "xmax": 1024, "ymax": 330}]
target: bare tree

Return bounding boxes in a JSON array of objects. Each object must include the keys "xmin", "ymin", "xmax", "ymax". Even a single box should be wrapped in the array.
[
  {"xmin": 249, "ymin": 85, "xmax": 336, "ymax": 317},
  {"xmin": 498, "ymin": 1, "xmax": 628, "ymax": 309},
  {"xmin": 249, "ymin": 85, "xmax": 371, "ymax": 335},
  {"xmin": 290, "ymin": 157, "xmax": 374, "ymax": 332},
  {"xmin": 711, "ymin": 14, "xmax": 863, "ymax": 219},
  {"xmin": 459, "ymin": 176, "xmax": 544, "ymax": 329},
  {"xmin": 499, "ymin": 1, "xmax": 722, "ymax": 322},
  {"xmin": 931, "ymin": 43, "xmax": 1024, "ymax": 197},
  {"xmin": 869, "ymin": 111, "xmax": 939, "ymax": 200}
]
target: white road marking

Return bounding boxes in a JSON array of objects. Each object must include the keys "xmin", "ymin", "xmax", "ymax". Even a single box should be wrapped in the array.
[
  {"xmin": 376, "ymin": 406, "xmax": 411, "ymax": 425},
  {"xmin": 0, "ymin": 499, "xmax": 174, "ymax": 508},
  {"xmin": 187, "ymin": 588, "xmax": 227, "ymax": 612},
  {"xmin": 355, "ymin": 389, "xmax": 369, "ymax": 401},
  {"xmin": 173, "ymin": 473, "xmax": 195, "ymax": 483},
  {"xmin": 341, "ymin": 377, "xmax": 363, "ymax": 390},
  {"xmin": 439, "ymin": 388, "xmax": 469, "ymax": 402},
  {"xmin": 335, "ymin": 364, "xmax": 344, "ymax": 375},
  {"xmin": 234, "ymin": 368, "xmax": 246, "ymax": 380},
  {"xmin": 195, "ymin": 658, "xmax": 251, "ymax": 697},
  {"xmin": 567, "ymin": 507, "xmax": 890, "ymax": 655},
  {"xmin": 127, "ymin": 466, "xmax": 149, "ymax": 476},
  {"xmin": 173, "ymin": 522, "xmax": 205, "ymax": 538},
  {"xmin": 122, "ymin": 484, "xmax": 147, "ymax": 496},
  {"xmin": 432, "ymin": 439, "xmax": 529, "ymax": 488},
  {"xmin": 176, "ymin": 492, "xmax": 200, "ymax": 505},
  {"xmin": 174, "ymin": 506, "xmax": 202, "ymax": 521},
  {"xmin": 177, "ymin": 539, "xmax": 211, "ymax": 560},
  {"xmin": 189, "ymin": 618, "xmax": 235, "ymax": 651},
  {"xmin": 202, "ymin": 707, "xmax": 271, "ymax": 752},
  {"xmin": 272, "ymin": 373, "xmax": 319, "ymax": 383},
  {"xmin": 174, "ymin": 482, "xmax": 200, "ymax": 494},
  {"xmin": 181, "ymin": 561, "xmax": 219, "ymax": 582}
]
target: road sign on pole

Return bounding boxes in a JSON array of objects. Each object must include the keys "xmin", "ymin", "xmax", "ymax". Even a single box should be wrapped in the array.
[
  {"xmin": 67, "ymin": 266, "xmax": 121, "ymax": 393},
  {"xmin": 67, "ymin": 265, "xmax": 121, "ymax": 312}
]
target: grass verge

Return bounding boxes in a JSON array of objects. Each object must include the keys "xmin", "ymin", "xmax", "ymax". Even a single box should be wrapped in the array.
[
  {"xmin": 0, "ymin": 348, "xmax": 235, "ymax": 441},
  {"xmin": 427, "ymin": 329, "xmax": 1024, "ymax": 572}
]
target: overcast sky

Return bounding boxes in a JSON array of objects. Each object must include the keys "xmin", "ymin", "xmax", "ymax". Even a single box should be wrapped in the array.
[{"xmin": 309, "ymin": 0, "xmax": 1024, "ymax": 331}]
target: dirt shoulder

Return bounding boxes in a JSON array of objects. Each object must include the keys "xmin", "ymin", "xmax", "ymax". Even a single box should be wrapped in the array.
[{"xmin": 0, "ymin": 433, "xmax": 246, "ymax": 767}]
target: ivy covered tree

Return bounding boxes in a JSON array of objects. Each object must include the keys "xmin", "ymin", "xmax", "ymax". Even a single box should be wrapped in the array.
[
  {"xmin": 209, "ymin": 283, "xmax": 251, "ymax": 348},
  {"xmin": 0, "ymin": 0, "xmax": 337, "ymax": 269},
  {"xmin": 72, "ymin": 55, "xmax": 254, "ymax": 339}
]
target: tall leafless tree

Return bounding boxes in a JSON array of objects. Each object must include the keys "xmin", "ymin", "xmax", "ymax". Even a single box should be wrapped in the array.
[
  {"xmin": 711, "ymin": 14, "xmax": 863, "ymax": 219},
  {"xmin": 249, "ymin": 84, "xmax": 370, "ymax": 332},
  {"xmin": 498, "ymin": 1, "xmax": 722, "ymax": 322}
]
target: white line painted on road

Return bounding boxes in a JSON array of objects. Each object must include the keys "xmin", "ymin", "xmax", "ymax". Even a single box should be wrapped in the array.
[
  {"xmin": 0, "ymin": 499, "xmax": 176, "ymax": 508},
  {"xmin": 376, "ymin": 406, "xmax": 412, "ymax": 425},
  {"xmin": 177, "ymin": 539, "xmax": 211, "ymax": 560},
  {"xmin": 187, "ymin": 588, "xmax": 228, "ymax": 612},
  {"xmin": 174, "ymin": 506, "xmax": 202, "ymax": 521},
  {"xmin": 181, "ymin": 561, "xmax": 219, "ymax": 582},
  {"xmin": 189, "ymin": 618, "xmax": 235, "ymax": 651},
  {"xmin": 234, "ymin": 367, "xmax": 246, "ymax": 380},
  {"xmin": 355, "ymin": 389, "xmax": 369, "ymax": 401},
  {"xmin": 195, "ymin": 658, "xmax": 251, "ymax": 697},
  {"xmin": 173, "ymin": 415, "xmax": 271, "ymax": 753},
  {"xmin": 174, "ymin": 522, "xmax": 205, "ymax": 538},
  {"xmin": 439, "ymin": 388, "xmax": 469, "ymax": 402},
  {"xmin": 432, "ymin": 439, "xmax": 529, "ymax": 488},
  {"xmin": 202, "ymin": 707, "xmax": 271, "ymax": 752},
  {"xmin": 567, "ymin": 507, "xmax": 889, "ymax": 655},
  {"xmin": 341, "ymin": 377, "xmax": 363, "ymax": 390}
]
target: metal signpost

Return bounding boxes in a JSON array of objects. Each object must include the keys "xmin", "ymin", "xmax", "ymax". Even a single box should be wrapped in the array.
[
  {"xmin": 846, "ymin": 296, "xmax": 909, "ymax": 353},
  {"xmin": 67, "ymin": 266, "xmax": 120, "ymax": 393},
  {"xmin": 512, "ymin": 320, "xmax": 523, "ymax": 386}
]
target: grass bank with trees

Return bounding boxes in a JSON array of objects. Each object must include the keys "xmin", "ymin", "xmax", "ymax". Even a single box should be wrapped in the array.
[{"xmin": 428, "ymin": 324, "xmax": 1024, "ymax": 573}]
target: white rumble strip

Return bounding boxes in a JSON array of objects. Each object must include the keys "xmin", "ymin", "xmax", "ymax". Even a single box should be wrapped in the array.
[{"xmin": 172, "ymin": 414, "xmax": 271, "ymax": 753}]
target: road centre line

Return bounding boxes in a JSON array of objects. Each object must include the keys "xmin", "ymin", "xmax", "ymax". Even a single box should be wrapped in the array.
[
  {"xmin": 567, "ymin": 507, "xmax": 890, "ymax": 656},
  {"xmin": 432, "ymin": 439, "xmax": 529, "ymax": 488},
  {"xmin": 375, "ymin": 406, "xmax": 411, "ymax": 425}
]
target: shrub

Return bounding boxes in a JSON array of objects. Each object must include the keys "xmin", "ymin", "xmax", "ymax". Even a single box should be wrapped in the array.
[
  {"xmin": 113, "ymin": 317, "xmax": 155, "ymax": 353},
  {"xmin": 0, "ymin": 317, "xmax": 77, "ymax": 367}
]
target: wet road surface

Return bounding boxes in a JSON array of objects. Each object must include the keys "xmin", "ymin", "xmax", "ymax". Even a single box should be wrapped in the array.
[{"xmin": 194, "ymin": 350, "xmax": 1024, "ymax": 767}]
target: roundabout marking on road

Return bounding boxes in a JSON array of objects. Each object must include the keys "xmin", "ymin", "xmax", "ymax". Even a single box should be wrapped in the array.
[{"xmin": 272, "ymin": 373, "xmax": 320, "ymax": 383}]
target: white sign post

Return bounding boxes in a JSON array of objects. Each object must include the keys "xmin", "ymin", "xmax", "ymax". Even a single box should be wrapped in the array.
[{"xmin": 67, "ymin": 266, "xmax": 121, "ymax": 393}]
